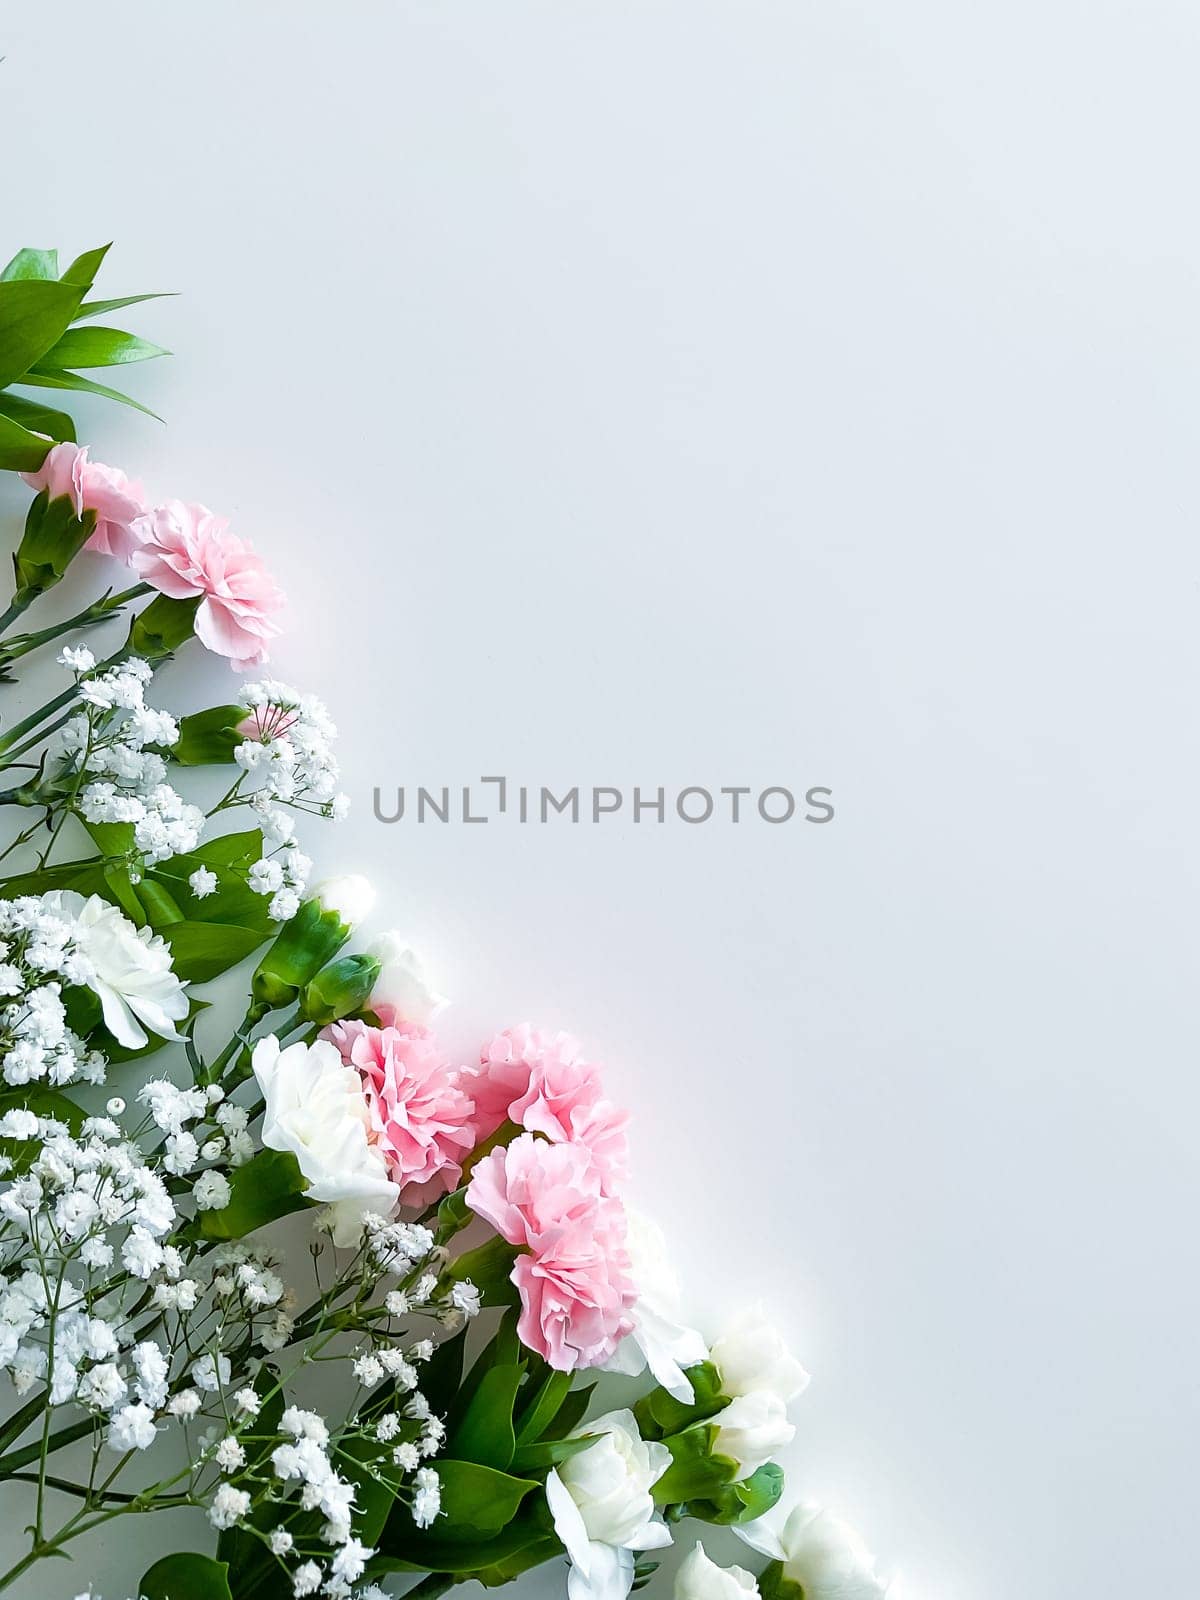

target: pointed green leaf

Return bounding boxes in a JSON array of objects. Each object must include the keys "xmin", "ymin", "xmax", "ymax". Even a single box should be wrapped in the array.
[
  {"xmin": 140, "ymin": 1553, "xmax": 232, "ymax": 1600},
  {"xmin": 451, "ymin": 1363, "xmax": 525, "ymax": 1470},
  {"xmin": 514, "ymin": 1367, "xmax": 573, "ymax": 1447},
  {"xmin": 0, "ymin": 279, "xmax": 83, "ymax": 386},
  {"xmin": 1, "ymin": 249, "xmax": 59, "ymax": 282},
  {"xmin": 19, "ymin": 366, "xmax": 162, "ymax": 421},
  {"xmin": 163, "ymin": 920, "xmax": 271, "ymax": 982},
  {"xmin": 75, "ymin": 291, "xmax": 175, "ymax": 322},
  {"xmin": 61, "ymin": 243, "xmax": 111, "ymax": 289},
  {"xmin": 427, "ymin": 1459, "xmax": 539, "ymax": 1540},
  {"xmin": 0, "ymin": 411, "xmax": 51, "ymax": 472},
  {"xmin": 0, "ymin": 392, "xmax": 75, "ymax": 442},
  {"xmin": 199, "ymin": 1148, "xmax": 310, "ymax": 1240},
  {"xmin": 38, "ymin": 325, "xmax": 170, "ymax": 368}
]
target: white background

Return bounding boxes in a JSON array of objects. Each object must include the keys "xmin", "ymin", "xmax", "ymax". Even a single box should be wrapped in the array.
[{"xmin": 2, "ymin": 3, "xmax": 1199, "ymax": 1597}]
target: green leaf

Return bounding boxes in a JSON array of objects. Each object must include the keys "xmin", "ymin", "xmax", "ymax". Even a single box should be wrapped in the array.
[
  {"xmin": 419, "ymin": 1325, "xmax": 467, "ymax": 1416},
  {"xmin": 170, "ymin": 703, "xmax": 246, "ymax": 765},
  {"xmin": 0, "ymin": 411, "xmax": 51, "ymax": 472},
  {"xmin": 185, "ymin": 828, "xmax": 264, "ymax": 869},
  {"xmin": 39, "ymin": 325, "xmax": 170, "ymax": 368},
  {"xmin": 162, "ymin": 919, "xmax": 271, "ymax": 982},
  {"xmin": 510, "ymin": 1431, "xmax": 599, "ymax": 1473},
  {"xmin": 651, "ymin": 1423, "xmax": 738, "ymax": 1506},
  {"xmin": 422, "ymin": 1459, "xmax": 539, "ymax": 1542},
  {"xmin": 140, "ymin": 1553, "xmax": 233, "ymax": 1600},
  {"xmin": 514, "ymin": 1367, "xmax": 573, "ymax": 1448},
  {"xmin": 451, "ymin": 1363, "xmax": 525, "ymax": 1471},
  {"xmin": 61, "ymin": 243, "xmax": 111, "ymax": 290},
  {"xmin": 0, "ymin": 858, "xmax": 112, "ymax": 901},
  {"xmin": 0, "ymin": 249, "xmax": 59, "ymax": 282},
  {"xmin": 0, "ymin": 391, "xmax": 76, "ymax": 442},
  {"xmin": 378, "ymin": 1515, "xmax": 556, "ymax": 1578},
  {"xmin": 135, "ymin": 877, "xmax": 185, "ymax": 927},
  {"xmin": 199, "ymin": 1147, "xmax": 310, "ymax": 1240},
  {"xmin": 0, "ymin": 279, "xmax": 83, "ymax": 386},
  {"xmin": 447, "ymin": 1235, "xmax": 519, "ymax": 1307},
  {"xmin": 537, "ymin": 1380, "xmax": 595, "ymax": 1442},
  {"xmin": 635, "ymin": 1361, "xmax": 727, "ymax": 1440},
  {"xmin": 18, "ymin": 366, "xmax": 163, "ymax": 421},
  {"xmin": 75, "ymin": 290, "xmax": 175, "ymax": 322},
  {"xmin": 102, "ymin": 861, "xmax": 148, "ymax": 925}
]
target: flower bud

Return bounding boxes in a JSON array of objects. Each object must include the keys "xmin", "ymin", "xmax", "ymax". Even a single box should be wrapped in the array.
[
  {"xmin": 711, "ymin": 1306, "xmax": 809, "ymax": 1407},
  {"xmin": 12, "ymin": 489, "xmax": 96, "ymax": 604},
  {"xmin": 312, "ymin": 874, "xmax": 376, "ymax": 928},
  {"xmin": 711, "ymin": 1391, "xmax": 794, "ymax": 1481},
  {"xmin": 368, "ymin": 932, "xmax": 446, "ymax": 1026},
  {"xmin": 675, "ymin": 1544, "xmax": 760, "ymax": 1600},
  {"xmin": 774, "ymin": 1504, "xmax": 888, "ymax": 1600},
  {"xmin": 251, "ymin": 882, "xmax": 371, "ymax": 1011},
  {"xmin": 299, "ymin": 953, "xmax": 382, "ymax": 1026}
]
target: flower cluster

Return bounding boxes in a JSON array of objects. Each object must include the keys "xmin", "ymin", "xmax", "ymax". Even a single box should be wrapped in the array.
[
  {"xmin": 23, "ymin": 443, "xmax": 284, "ymax": 668},
  {"xmin": 231, "ymin": 679, "xmax": 348, "ymax": 917},
  {"xmin": 51, "ymin": 652, "xmax": 205, "ymax": 870},
  {"xmin": 0, "ymin": 426, "xmax": 906, "ymax": 1600},
  {"xmin": 0, "ymin": 890, "xmax": 185, "ymax": 1082},
  {"xmin": 465, "ymin": 1027, "xmax": 635, "ymax": 1371}
]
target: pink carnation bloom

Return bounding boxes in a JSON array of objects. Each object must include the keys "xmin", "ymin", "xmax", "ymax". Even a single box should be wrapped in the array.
[
  {"xmin": 129, "ymin": 500, "xmax": 284, "ymax": 668},
  {"xmin": 21, "ymin": 441, "xmax": 147, "ymax": 560},
  {"xmin": 467, "ymin": 1025, "xmax": 629, "ymax": 1189},
  {"xmin": 322, "ymin": 1019, "xmax": 476, "ymax": 1204},
  {"xmin": 466, "ymin": 1133, "xmax": 636, "ymax": 1371}
]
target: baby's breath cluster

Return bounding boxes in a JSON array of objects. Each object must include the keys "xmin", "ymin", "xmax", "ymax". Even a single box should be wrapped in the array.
[
  {"xmin": 51, "ymin": 651, "xmax": 204, "ymax": 872},
  {"xmin": 232, "ymin": 680, "xmax": 348, "ymax": 921}
]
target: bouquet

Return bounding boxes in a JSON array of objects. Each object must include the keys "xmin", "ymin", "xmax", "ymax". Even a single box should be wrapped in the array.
[{"xmin": 0, "ymin": 245, "xmax": 898, "ymax": 1600}]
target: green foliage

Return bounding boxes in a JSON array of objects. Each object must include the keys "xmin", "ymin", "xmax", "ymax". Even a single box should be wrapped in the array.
[
  {"xmin": 170, "ymin": 703, "xmax": 247, "ymax": 766},
  {"xmin": 199, "ymin": 1147, "xmax": 310, "ymax": 1240},
  {"xmin": 634, "ymin": 1359, "xmax": 728, "ymax": 1439},
  {"xmin": 452, "ymin": 1362, "xmax": 526, "ymax": 1470},
  {"xmin": 684, "ymin": 1460, "xmax": 786, "ymax": 1526},
  {"xmin": 0, "ymin": 244, "xmax": 170, "ymax": 468},
  {"xmin": 252, "ymin": 896, "xmax": 352, "ymax": 1009},
  {"xmin": 651, "ymin": 1422, "xmax": 739, "ymax": 1505},
  {"xmin": 139, "ymin": 1553, "xmax": 234, "ymax": 1600},
  {"xmin": 0, "ymin": 827, "xmax": 276, "ymax": 985}
]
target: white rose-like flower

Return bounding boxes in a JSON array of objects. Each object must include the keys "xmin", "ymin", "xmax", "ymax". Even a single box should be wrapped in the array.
[
  {"xmin": 604, "ymin": 1210, "xmax": 708, "ymax": 1402},
  {"xmin": 777, "ymin": 1504, "xmax": 889, "ymax": 1599},
  {"xmin": 367, "ymin": 932, "xmax": 446, "ymax": 1025},
  {"xmin": 711, "ymin": 1305, "xmax": 809, "ymax": 1407},
  {"xmin": 675, "ymin": 1543, "xmax": 760, "ymax": 1600},
  {"xmin": 48, "ymin": 891, "xmax": 188, "ymax": 1049},
  {"xmin": 712, "ymin": 1391, "xmax": 795, "ymax": 1481},
  {"xmin": 251, "ymin": 1035, "xmax": 399, "ymax": 1245},
  {"xmin": 313, "ymin": 874, "xmax": 376, "ymax": 928},
  {"xmin": 546, "ymin": 1409, "xmax": 673, "ymax": 1600}
]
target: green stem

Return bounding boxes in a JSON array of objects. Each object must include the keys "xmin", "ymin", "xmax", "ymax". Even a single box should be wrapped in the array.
[
  {"xmin": 0, "ymin": 645, "xmax": 133, "ymax": 761},
  {"xmin": 0, "ymin": 584, "xmax": 151, "ymax": 668}
]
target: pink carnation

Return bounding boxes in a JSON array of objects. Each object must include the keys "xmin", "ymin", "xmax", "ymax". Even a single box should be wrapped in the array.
[
  {"xmin": 129, "ymin": 500, "xmax": 284, "ymax": 668},
  {"xmin": 21, "ymin": 442, "xmax": 147, "ymax": 560},
  {"xmin": 321, "ymin": 1019, "xmax": 476, "ymax": 1204},
  {"xmin": 467, "ymin": 1025, "xmax": 629, "ymax": 1188},
  {"xmin": 466, "ymin": 1132, "xmax": 636, "ymax": 1371}
]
